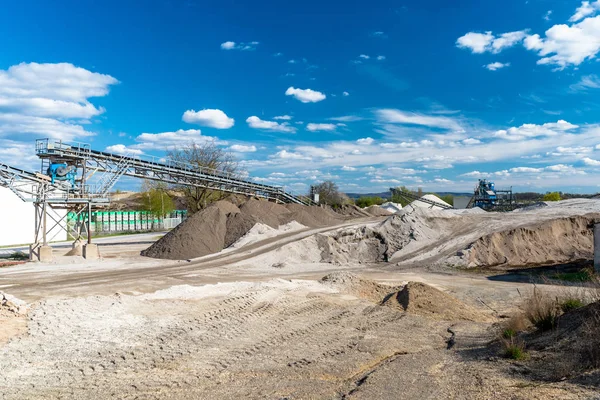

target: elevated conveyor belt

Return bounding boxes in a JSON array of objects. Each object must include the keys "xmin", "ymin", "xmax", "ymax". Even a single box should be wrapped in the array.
[{"xmin": 36, "ymin": 139, "xmax": 314, "ymax": 205}]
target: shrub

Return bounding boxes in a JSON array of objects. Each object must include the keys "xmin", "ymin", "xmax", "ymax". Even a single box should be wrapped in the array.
[
  {"xmin": 502, "ymin": 328, "xmax": 517, "ymax": 339},
  {"xmin": 543, "ymin": 192, "xmax": 561, "ymax": 201},
  {"xmin": 355, "ymin": 196, "xmax": 385, "ymax": 208}
]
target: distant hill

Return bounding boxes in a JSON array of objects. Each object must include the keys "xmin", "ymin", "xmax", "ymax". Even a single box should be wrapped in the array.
[{"xmin": 345, "ymin": 191, "xmax": 472, "ymax": 200}]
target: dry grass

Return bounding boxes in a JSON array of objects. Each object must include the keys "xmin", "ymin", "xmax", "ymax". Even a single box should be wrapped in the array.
[
  {"xmin": 501, "ymin": 337, "xmax": 527, "ymax": 360},
  {"xmin": 523, "ymin": 287, "xmax": 561, "ymax": 331}
]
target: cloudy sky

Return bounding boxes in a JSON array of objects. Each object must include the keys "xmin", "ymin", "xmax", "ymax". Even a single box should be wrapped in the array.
[{"xmin": 1, "ymin": 0, "xmax": 600, "ymax": 194}]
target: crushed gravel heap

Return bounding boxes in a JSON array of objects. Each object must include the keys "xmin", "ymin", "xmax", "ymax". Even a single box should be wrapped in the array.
[
  {"xmin": 364, "ymin": 205, "xmax": 394, "ymax": 216},
  {"xmin": 143, "ymin": 198, "xmax": 351, "ymax": 260},
  {"xmin": 320, "ymin": 272, "xmax": 399, "ymax": 303},
  {"xmin": 460, "ymin": 214, "xmax": 597, "ymax": 268},
  {"xmin": 382, "ymin": 282, "xmax": 489, "ymax": 322}
]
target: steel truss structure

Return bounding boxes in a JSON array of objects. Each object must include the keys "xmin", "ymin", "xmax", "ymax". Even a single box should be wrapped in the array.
[{"xmin": 0, "ymin": 139, "xmax": 314, "ymax": 259}]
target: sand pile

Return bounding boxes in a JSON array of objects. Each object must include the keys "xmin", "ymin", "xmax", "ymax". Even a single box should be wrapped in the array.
[
  {"xmin": 404, "ymin": 194, "xmax": 451, "ymax": 211},
  {"xmin": 336, "ymin": 204, "xmax": 372, "ymax": 217},
  {"xmin": 320, "ymin": 272, "xmax": 399, "ymax": 303},
  {"xmin": 459, "ymin": 214, "xmax": 597, "ymax": 268},
  {"xmin": 143, "ymin": 198, "xmax": 350, "ymax": 260},
  {"xmin": 382, "ymin": 282, "xmax": 489, "ymax": 322},
  {"xmin": 364, "ymin": 205, "xmax": 393, "ymax": 216}
]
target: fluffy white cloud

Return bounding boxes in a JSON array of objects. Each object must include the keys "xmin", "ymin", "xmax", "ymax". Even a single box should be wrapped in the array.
[
  {"xmin": 485, "ymin": 62, "xmax": 510, "ymax": 71},
  {"xmin": 570, "ymin": 1, "xmax": 600, "ymax": 22},
  {"xmin": 342, "ymin": 91, "xmax": 350, "ymax": 97},
  {"xmin": 105, "ymin": 144, "xmax": 143, "ymax": 155},
  {"xmin": 285, "ymin": 87, "xmax": 326, "ymax": 103},
  {"xmin": 246, "ymin": 116, "xmax": 296, "ymax": 133},
  {"xmin": 182, "ymin": 109, "xmax": 234, "ymax": 129},
  {"xmin": 456, "ymin": 32, "xmax": 494, "ymax": 53},
  {"xmin": 220, "ymin": 41, "xmax": 259, "ymax": 51},
  {"xmin": 570, "ymin": 74, "xmax": 600, "ymax": 91},
  {"xmin": 273, "ymin": 115, "xmax": 292, "ymax": 120},
  {"xmin": 306, "ymin": 123, "xmax": 336, "ymax": 132},
  {"xmin": 0, "ymin": 113, "xmax": 95, "ymax": 141},
  {"xmin": 229, "ymin": 144, "xmax": 257, "ymax": 152},
  {"xmin": 356, "ymin": 137, "xmax": 374, "ymax": 145},
  {"xmin": 359, "ymin": 54, "xmax": 370, "ymax": 59},
  {"xmin": 377, "ymin": 55, "xmax": 386, "ymax": 61},
  {"xmin": 0, "ymin": 62, "xmax": 118, "ymax": 145},
  {"xmin": 524, "ymin": 15, "xmax": 600, "ymax": 68},
  {"xmin": 270, "ymin": 150, "xmax": 311, "ymax": 160},
  {"xmin": 491, "ymin": 31, "xmax": 529, "ymax": 52},
  {"xmin": 341, "ymin": 165, "xmax": 357, "ymax": 171},
  {"xmin": 583, "ymin": 157, "xmax": 600, "ymax": 166},
  {"xmin": 494, "ymin": 120, "xmax": 578, "ymax": 140},
  {"xmin": 134, "ymin": 129, "xmax": 220, "ymax": 150},
  {"xmin": 544, "ymin": 10, "xmax": 553, "ymax": 21},
  {"xmin": 375, "ymin": 109, "xmax": 463, "ymax": 131}
]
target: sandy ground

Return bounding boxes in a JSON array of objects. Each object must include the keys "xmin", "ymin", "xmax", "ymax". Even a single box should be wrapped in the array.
[{"xmin": 1, "ymin": 207, "xmax": 599, "ymax": 399}]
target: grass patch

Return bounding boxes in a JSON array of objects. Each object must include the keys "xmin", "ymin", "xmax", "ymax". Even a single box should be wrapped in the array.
[
  {"xmin": 502, "ymin": 337, "xmax": 528, "ymax": 360},
  {"xmin": 552, "ymin": 269, "xmax": 595, "ymax": 282},
  {"xmin": 561, "ymin": 298, "xmax": 585, "ymax": 312},
  {"xmin": 502, "ymin": 328, "xmax": 517, "ymax": 339}
]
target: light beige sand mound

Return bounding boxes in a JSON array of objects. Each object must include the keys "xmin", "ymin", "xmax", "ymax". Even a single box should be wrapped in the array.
[
  {"xmin": 383, "ymin": 282, "xmax": 489, "ymax": 322},
  {"xmin": 460, "ymin": 214, "xmax": 597, "ymax": 268},
  {"xmin": 320, "ymin": 272, "xmax": 398, "ymax": 303},
  {"xmin": 364, "ymin": 205, "xmax": 393, "ymax": 216}
]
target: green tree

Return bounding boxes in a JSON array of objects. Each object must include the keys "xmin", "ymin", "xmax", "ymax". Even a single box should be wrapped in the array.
[
  {"xmin": 543, "ymin": 192, "xmax": 561, "ymax": 201},
  {"xmin": 439, "ymin": 194, "xmax": 454, "ymax": 206},
  {"xmin": 355, "ymin": 196, "xmax": 385, "ymax": 208},
  {"xmin": 141, "ymin": 180, "xmax": 175, "ymax": 217}
]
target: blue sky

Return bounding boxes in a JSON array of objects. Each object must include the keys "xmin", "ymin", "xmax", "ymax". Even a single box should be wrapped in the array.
[{"xmin": 1, "ymin": 0, "xmax": 600, "ymax": 194}]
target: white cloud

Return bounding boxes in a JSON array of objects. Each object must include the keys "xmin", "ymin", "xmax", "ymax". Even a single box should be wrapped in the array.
[
  {"xmin": 273, "ymin": 115, "xmax": 292, "ymax": 120},
  {"xmin": 288, "ymin": 59, "xmax": 297, "ymax": 64},
  {"xmin": 220, "ymin": 41, "xmax": 259, "ymax": 51},
  {"xmin": 105, "ymin": 144, "xmax": 143, "ymax": 155},
  {"xmin": 0, "ymin": 62, "xmax": 118, "ymax": 144},
  {"xmin": 457, "ymin": 30, "xmax": 528, "ymax": 54},
  {"xmin": 229, "ymin": 144, "xmax": 257, "ymax": 152},
  {"xmin": 375, "ymin": 108, "xmax": 463, "ymax": 131},
  {"xmin": 485, "ymin": 62, "xmax": 510, "ymax": 71},
  {"xmin": 524, "ymin": 15, "xmax": 600, "ymax": 68},
  {"xmin": 0, "ymin": 113, "xmax": 95, "ymax": 141},
  {"xmin": 359, "ymin": 54, "xmax": 370, "ymax": 59},
  {"xmin": 270, "ymin": 150, "xmax": 311, "ymax": 160},
  {"xmin": 341, "ymin": 165, "xmax": 357, "ymax": 171},
  {"xmin": 356, "ymin": 137, "xmax": 374, "ymax": 145},
  {"xmin": 182, "ymin": 109, "xmax": 234, "ymax": 129},
  {"xmin": 494, "ymin": 120, "xmax": 578, "ymax": 140},
  {"xmin": 342, "ymin": 91, "xmax": 350, "ymax": 96},
  {"xmin": 544, "ymin": 10, "xmax": 553, "ymax": 21},
  {"xmin": 491, "ymin": 31, "xmax": 529, "ymax": 52},
  {"xmin": 246, "ymin": 116, "xmax": 296, "ymax": 133},
  {"xmin": 329, "ymin": 115, "xmax": 362, "ymax": 122},
  {"xmin": 220, "ymin": 41, "xmax": 236, "ymax": 50},
  {"xmin": 583, "ymin": 157, "xmax": 600, "ymax": 166},
  {"xmin": 461, "ymin": 171, "xmax": 484, "ymax": 177},
  {"xmin": 456, "ymin": 32, "xmax": 494, "ymax": 53},
  {"xmin": 134, "ymin": 129, "xmax": 220, "ymax": 150},
  {"xmin": 377, "ymin": 55, "xmax": 386, "ymax": 61},
  {"xmin": 285, "ymin": 87, "xmax": 326, "ymax": 103},
  {"xmin": 306, "ymin": 123, "xmax": 337, "ymax": 132},
  {"xmin": 570, "ymin": 74, "xmax": 600, "ymax": 91},
  {"xmin": 570, "ymin": 1, "xmax": 600, "ymax": 22},
  {"xmin": 462, "ymin": 138, "xmax": 481, "ymax": 145}
]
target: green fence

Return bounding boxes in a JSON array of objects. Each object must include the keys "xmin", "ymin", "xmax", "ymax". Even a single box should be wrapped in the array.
[{"xmin": 67, "ymin": 210, "xmax": 187, "ymax": 234}]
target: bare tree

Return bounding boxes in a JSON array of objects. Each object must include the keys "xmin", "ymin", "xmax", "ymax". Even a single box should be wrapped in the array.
[
  {"xmin": 166, "ymin": 141, "xmax": 239, "ymax": 213},
  {"xmin": 311, "ymin": 181, "xmax": 349, "ymax": 206}
]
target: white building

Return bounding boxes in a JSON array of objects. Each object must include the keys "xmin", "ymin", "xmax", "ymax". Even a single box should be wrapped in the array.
[{"xmin": 0, "ymin": 187, "xmax": 67, "ymax": 247}]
